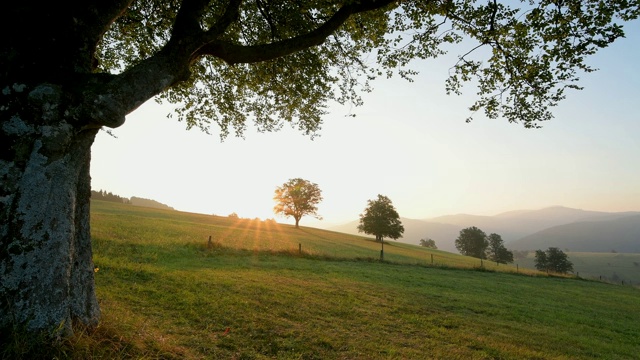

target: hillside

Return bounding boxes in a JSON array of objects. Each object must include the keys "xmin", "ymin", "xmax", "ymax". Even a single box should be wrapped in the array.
[
  {"xmin": 330, "ymin": 217, "xmax": 462, "ymax": 252},
  {"xmin": 35, "ymin": 201, "xmax": 640, "ymax": 360},
  {"xmin": 509, "ymin": 214, "xmax": 640, "ymax": 252},
  {"xmin": 44, "ymin": 200, "xmax": 637, "ymax": 360},
  {"xmin": 129, "ymin": 196, "xmax": 175, "ymax": 210}
]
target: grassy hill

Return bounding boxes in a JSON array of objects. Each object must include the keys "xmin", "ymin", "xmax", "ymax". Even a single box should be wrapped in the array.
[{"xmin": 15, "ymin": 200, "xmax": 639, "ymax": 359}]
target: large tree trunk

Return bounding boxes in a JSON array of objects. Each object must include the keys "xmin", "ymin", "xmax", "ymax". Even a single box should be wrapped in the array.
[{"xmin": 0, "ymin": 86, "xmax": 100, "ymax": 335}]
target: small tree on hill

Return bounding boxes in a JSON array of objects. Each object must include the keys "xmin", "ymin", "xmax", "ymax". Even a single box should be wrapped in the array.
[
  {"xmin": 455, "ymin": 227, "xmax": 488, "ymax": 259},
  {"xmin": 486, "ymin": 233, "xmax": 514, "ymax": 264},
  {"xmin": 419, "ymin": 238, "xmax": 438, "ymax": 249},
  {"xmin": 273, "ymin": 178, "xmax": 323, "ymax": 228},
  {"xmin": 534, "ymin": 247, "xmax": 574, "ymax": 274},
  {"xmin": 358, "ymin": 195, "xmax": 404, "ymax": 242}
]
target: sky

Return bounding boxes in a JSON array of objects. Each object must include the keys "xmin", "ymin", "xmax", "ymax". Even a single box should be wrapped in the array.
[{"xmin": 90, "ymin": 23, "xmax": 640, "ymax": 228}]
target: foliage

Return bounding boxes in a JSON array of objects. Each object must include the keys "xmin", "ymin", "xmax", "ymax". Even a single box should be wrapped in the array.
[
  {"xmin": 486, "ymin": 233, "xmax": 514, "ymax": 264},
  {"xmin": 455, "ymin": 226, "xmax": 488, "ymax": 259},
  {"xmin": 91, "ymin": 190, "xmax": 130, "ymax": 204},
  {"xmin": 535, "ymin": 247, "xmax": 574, "ymax": 274},
  {"xmin": 357, "ymin": 194, "xmax": 404, "ymax": 242},
  {"xmin": 273, "ymin": 178, "xmax": 323, "ymax": 228},
  {"xmin": 78, "ymin": 1, "xmax": 638, "ymax": 137},
  {"xmin": 419, "ymin": 238, "xmax": 438, "ymax": 249}
]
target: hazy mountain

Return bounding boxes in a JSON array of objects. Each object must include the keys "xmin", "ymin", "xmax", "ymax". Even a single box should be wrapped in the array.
[
  {"xmin": 427, "ymin": 206, "xmax": 640, "ymax": 243},
  {"xmin": 330, "ymin": 206, "xmax": 640, "ymax": 254},
  {"xmin": 508, "ymin": 215, "xmax": 640, "ymax": 252}
]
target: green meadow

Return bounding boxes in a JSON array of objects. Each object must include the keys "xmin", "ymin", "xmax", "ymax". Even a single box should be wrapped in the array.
[
  {"xmin": 516, "ymin": 252, "xmax": 640, "ymax": 286},
  {"xmin": 14, "ymin": 200, "xmax": 640, "ymax": 359}
]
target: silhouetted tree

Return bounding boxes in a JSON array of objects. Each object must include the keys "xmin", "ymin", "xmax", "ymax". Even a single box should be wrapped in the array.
[
  {"xmin": 273, "ymin": 178, "xmax": 322, "ymax": 228},
  {"xmin": 486, "ymin": 233, "xmax": 514, "ymax": 264},
  {"xmin": 534, "ymin": 247, "xmax": 574, "ymax": 274},
  {"xmin": 455, "ymin": 227, "xmax": 488, "ymax": 259},
  {"xmin": 419, "ymin": 238, "xmax": 438, "ymax": 249},
  {"xmin": 358, "ymin": 195, "xmax": 404, "ymax": 242}
]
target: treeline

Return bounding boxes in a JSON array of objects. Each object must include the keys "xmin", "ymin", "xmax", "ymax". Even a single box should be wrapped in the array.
[
  {"xmin": 91, "ymin": 190, "xmax": 174, "ymax": 211},
  {"xmin": 91, "ymin": 190, "xmax": 130, "ymax": 204}
]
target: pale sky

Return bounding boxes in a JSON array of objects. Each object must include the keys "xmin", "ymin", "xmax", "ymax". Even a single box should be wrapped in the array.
[{"xmin": 90, "ymin": 24, "xmax": 640, "ymax": 228}]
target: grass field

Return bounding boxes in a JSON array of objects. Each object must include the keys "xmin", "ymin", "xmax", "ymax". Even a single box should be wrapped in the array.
[
  {"xmin": 7, "ymin": 200, "xmax": 639, "ymax": 359},
  {"xmin": 516, "ymin": 252, "xmax": 640, "ymax": 286}
]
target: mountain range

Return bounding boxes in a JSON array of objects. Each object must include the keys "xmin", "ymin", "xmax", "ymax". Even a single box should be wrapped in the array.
[{"xmin": 329, "ymin": 206, "xmax": 640, "ymax": 253}]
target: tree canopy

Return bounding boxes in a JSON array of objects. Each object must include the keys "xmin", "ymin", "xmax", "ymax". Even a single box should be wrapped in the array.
[
  {"xmin": 2, "ymin": 0, "xmax": 639, "ymax": 336},
  {"xmin": 419, "ymin": 238, "xmax": 438, "ymax": 249},
  {"xmin": 358, "ymin": 195, "xmax": 404, "ymax": 242},
  {"xmin": 455, "ymin": 226, "xmax": 488, "ymax": 258},
  {"xmin": 5, "ymin": 1, "xmax": 635, "ymax": 138},
  {"xmin": 486, "ymin": 233, "xmax": 514, "ymax": 264},
  {"xmin": 535, "ymin": 247, "xmax": 574, "ymax": 274},
  {"xmin": 273, "ymin": 178, "xmax": 323, "ymax": 228}
]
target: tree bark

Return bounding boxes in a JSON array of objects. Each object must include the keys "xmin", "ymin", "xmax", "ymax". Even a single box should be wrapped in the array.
[{"xmin": 0, "ymin": 86, "xmax": 100, "ymax": 335}]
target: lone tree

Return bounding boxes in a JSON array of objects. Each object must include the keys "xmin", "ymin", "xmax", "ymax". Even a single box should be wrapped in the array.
[
  {"xmin": 273, "ymin": 178, "xmax": 323, "ymax": 228},
  {"xmin": 358, "ymin": 195, "xmax": 404, "ymax": 242},
  {"xmin": 534, "ymin": 247, "xmax": 574, "ymax": 274},
  {"xmin": 455, "ymin": 226, "xmax": 488, "ymax": 259},
  {"xmin": 486, "ymin": 233, "xmax": 514, "ymax": 264},
  {"xmin": 2, "ymin": 1, "xmax": 638, "ymax": 336},
  {"xmin": 419, "ymin": 238, "xmax": 438, "ymax": 249}
]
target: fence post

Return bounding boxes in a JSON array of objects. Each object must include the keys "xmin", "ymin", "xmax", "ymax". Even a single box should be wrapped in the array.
[
  {"xmin": 207, "ymin": 235, "xmax": 212, "ymax": 249},
  {"xmin": 431, "ymin": 254, "xmax": 434, "ymax": 265},
  {"xmin": 516, "ymin": 264, "xmax": 519, "ymax": 273},
  {"xmin": 299, "ymin": 243, "xmax": 302, "ymax": 254}
]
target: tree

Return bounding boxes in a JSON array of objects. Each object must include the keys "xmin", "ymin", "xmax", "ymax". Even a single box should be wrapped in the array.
[
  {"xmin": 455, "ymin": 227, "xmax": 488, "ymax": 259},
  {"xmin": 419, "ymin": 238, "xmax": 438, "ymax": 249},
  {"xmin": 534, "ymin": 247, "xmax": 574, "ymax": 274},
  {"xmin": 358, "ymin": 195, "xmax": 404, "ymax": 242},
  {"xmin": 486, "ymin": 233, "xmax": 514, "ymax": 264},
  {"xmin": 2, "ymin": 1, "xmax": 638, "ymax": 336},
  {"xmin": 273, "ymin": 178, "xmax": 323, "ymax": 228}
]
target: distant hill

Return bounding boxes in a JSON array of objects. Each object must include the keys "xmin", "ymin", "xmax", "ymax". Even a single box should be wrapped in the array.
[
  {"xmin": 91, "ymin": 189, "xmax": 175, "ymax": 211},
  {"xmin": 130, "ymin": 196, "xmax": 175, "ymax": 211},
  {"xmin": 330, "ymin": 206, "xmax": 640, "ymax": 254},
  {"xmin": 509, "ymin": 215, "xmax": 640, "ymax": 252}
]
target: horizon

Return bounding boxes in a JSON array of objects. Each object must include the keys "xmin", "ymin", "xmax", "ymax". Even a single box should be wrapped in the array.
[
  {"xmin": 90, "ymin": 192, "xmax": 640, "ymax": 228},
  {"xmin": 90, "ymin": 26, "xmax": 640, "ymax": 228}
]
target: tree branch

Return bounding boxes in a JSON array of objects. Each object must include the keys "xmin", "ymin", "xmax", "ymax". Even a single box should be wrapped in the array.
[
  {"xmin": 172, "ymin": 0, "xmax": 212, "ymax": 38},
  {"xmin": 197, "ymin": 0, "xmax": 396, "ymax": 64}
]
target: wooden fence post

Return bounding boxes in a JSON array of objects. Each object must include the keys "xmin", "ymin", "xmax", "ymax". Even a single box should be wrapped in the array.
[{"xmin": 299, "ymin": 243, "xmax": 302, "ymax": 254}]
